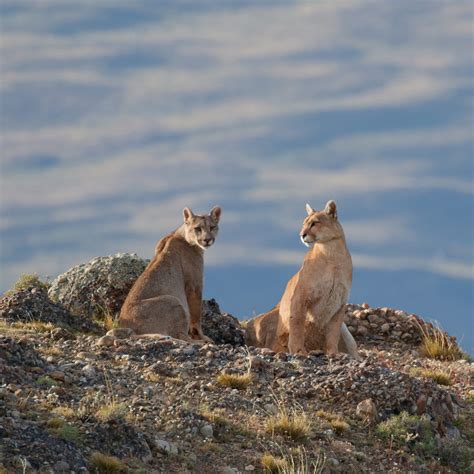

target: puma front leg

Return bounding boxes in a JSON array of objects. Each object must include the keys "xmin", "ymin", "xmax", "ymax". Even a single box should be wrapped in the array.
[
  {"xmin": 187, "ymin": 288, "xmax": 211, "ymax": 342},
  {"xmin": 325, "ymin": 306, "xmax": 346, "ymax": 355},
  {"xmin": 287, "ymin": 290, "xmax": 307, "ymax": 355}
]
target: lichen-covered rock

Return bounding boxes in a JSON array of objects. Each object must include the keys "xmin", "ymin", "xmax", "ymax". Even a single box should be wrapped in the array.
[
  {"xmin": 48, "ymin": 253, "xmax": 148, "ymax": 318},
  {"xmin": 201, "ymin": 299, "xmax": 245, "ymax": 346},
  {"xmin": 0, "ymin": 286, "xmax": 99, "ymax": 333}
]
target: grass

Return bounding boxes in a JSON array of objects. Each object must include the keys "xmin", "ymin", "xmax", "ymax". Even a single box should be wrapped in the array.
[
  {"xmin": 95, "ymin": 369, "xmax": 129, "ymax": 423},
  {"xmin": 410, "ymin": 367, "xmax": 453, "ymax": 386},
  {"xmin": 36, "ymin": 375, "xmax": 58, "ymax": 388},
  {"xmin": 47, "ymin": 418, "xmax": 82, "ymax": 442},
  {"xmin": 417, "ymin": 322, "xmax": 465, "ymax": 361},
  {"xmin": 198, "ymin": 406, "xmax": 249, "ymax": 442},
  {"xmin": 261, "ymin": 447, "xmax": 325, "ymax": 473},
  {"xmin": 216, "ymin": 372, "xmax": 252, "ymax": 390},
  {"xmin": 89, "ymin": 452, "xmax": 125, "ymax": 473},
  {"xmin": 92, "ymin": 303, "xmax": 119, "ymax": 331},
  {"xmin": 52, "ymin": 406, "xmax": 76, "ymax": 419},
  {"xmin": 315, "ymin": 410, "xmax": 349, "ymax": 434},
  {"xmin": 3, "ymin": 273, "xmax": 49, "ymax": 296},
  {"xmin": 266, "ymin": 409, "xmax": 310, "ymax": 442},
  {"xmin": 261, "ymin": 453, "xmax": 288, "ymax": 473}
]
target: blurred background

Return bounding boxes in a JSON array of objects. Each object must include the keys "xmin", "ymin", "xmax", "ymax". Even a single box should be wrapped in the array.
[{"xmin": 1, "ymin": 1, "xmax": 473, "ymax": 354}]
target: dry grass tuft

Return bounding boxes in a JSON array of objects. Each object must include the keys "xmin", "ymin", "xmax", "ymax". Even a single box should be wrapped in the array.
[
  {"xmin": 4, "ymin": 273, "xmax": 49, "ymax": 296},
  {"xmin": 410, "ymin": 367, "xmax": 453, "ymax": 386},
  {"xmin": 89, "ymin": 452, "xmax": 125, "ymax": 473},
  {"xmin": 261, "ymin": 447, "xmax": 325, "ymax": 473},
  {"xmin": 418, "ymin": 323, "xmax": 465, "ymax": 361},
  {"xmin": 316, "ymin": 410, "xmax": 349, "ymax": 434},
  {"xmin": 216, "ymin": 372, "xmax": 252, "ymax": 390},
  {"xmin": 52, "ymin": 406, "xmax": 76, "ymax": 419},
  {"xmin": 261, "ymin": 453, "xmax": 288, "ymax": 472},
  {"xmin": 95, "ymin": 401, "xmax": 128, "ymax": 423},
  {"xmin": 266, "ymin": 410, "xmax": 310, "ymax": 442}
]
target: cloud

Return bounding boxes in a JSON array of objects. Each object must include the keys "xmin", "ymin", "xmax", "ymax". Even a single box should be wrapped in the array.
[{"xmin": 1, "ymin": 0, "xmax": 473, "ymax": 293}]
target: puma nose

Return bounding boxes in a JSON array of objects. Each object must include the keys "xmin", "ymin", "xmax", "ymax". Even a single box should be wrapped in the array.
[
  {"xmin": 204, "ymin": 238, "xmax": 213, "ymax": 245},
  {"xmin": 301, "ymin": 233, "xmax": 307, "ymax": 239}
]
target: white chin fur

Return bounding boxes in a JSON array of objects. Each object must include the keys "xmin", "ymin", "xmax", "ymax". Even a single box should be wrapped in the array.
[{"xmin": 300, "ymin": 236, "xmax": 313, "ymax": 248}]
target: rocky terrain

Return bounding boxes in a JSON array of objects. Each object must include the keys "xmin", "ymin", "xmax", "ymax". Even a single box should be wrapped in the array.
[{"xmin": 0, "ymin": 255, "xmax": 473, "ymax": 473}]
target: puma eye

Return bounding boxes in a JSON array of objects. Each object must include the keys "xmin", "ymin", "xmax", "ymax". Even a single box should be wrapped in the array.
[
  {"xmin": 194, "ymin": 227, "xmax": 201, "ymax": 232},
  {"xmin": 311, "ymin": 221, "xmax": 319, "ymax": 227},
  {"xmin": 210, "ymin": 225, "xmax": 217, "ymax": 231}
]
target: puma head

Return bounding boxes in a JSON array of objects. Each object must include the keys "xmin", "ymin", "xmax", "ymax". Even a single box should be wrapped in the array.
[
  {"xmin": 300, "ymin": 200, "xmax": 343, "ymax": 247},
  {"xmin": 182, "ymin": 206, "xmax": 221, "ymax": 250}
]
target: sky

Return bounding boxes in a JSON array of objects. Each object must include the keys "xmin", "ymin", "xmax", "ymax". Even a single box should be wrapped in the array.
[{"xmin": 1, "ymin": 1, "xmax": 473, "ymax": 354}]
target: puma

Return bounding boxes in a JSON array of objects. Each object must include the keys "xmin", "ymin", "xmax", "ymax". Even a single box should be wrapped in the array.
[
  {"xmin": 119, "ymin": 206, "xmax": 221, "ymax": 342},
  {"xmin": 246, "ymin": 201, "xmax": 358, "ymax": 358}
]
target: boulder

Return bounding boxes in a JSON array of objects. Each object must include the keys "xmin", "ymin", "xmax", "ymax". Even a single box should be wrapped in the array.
[
  {"xmin": 48, "ymin": 253, "xmax": 148, "ymax": 318},
  {"xmin": 201, "ymin": 299, "xmax": 245, "ymax": 346}
]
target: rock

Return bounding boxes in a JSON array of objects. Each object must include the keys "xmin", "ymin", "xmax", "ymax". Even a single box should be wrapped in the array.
[
  {"xmin": 245, "ymin": 465, "xmax": 255, "ymax": 471},
  {"xmin": 417, "ymin": 394, "xmax": 427, "ymax": 415},
  {"xmin": 81, "ymin": 364, "xmax": 95, "ymax": 377},
  {"xmin": 50, "ymin": 328, "xmax": 73, "ymax": 340},
  {"xmin": 154, "ymin": 439, "xmax": 178, "ymax": 456},
  {"xmin": 200, "ymin": 424, "xmax": 213, "ymax": 438},
  {"xmin": 53, "ymin": 460, "xmax": 70, "ymax": 473},
  {"xmin": 201, "ymin": 299, "xmax": 245, "ymax": 346},
  {"xmin": 48, "ymin": 253, "xmax": 148, "ymax": 318},
  {"xmin": 97, "ymin": 335, "xmax": 116, "ymax": 347},
  {"xmin": 356, "ymin": 398, "xmax": 378, "ymax": 422},
  {"xmin": 0, "ymin": 287, "xmax": 98, "ymax": 333},
  {"xmin": 49, "ymin": 371, "xmax": 65, "ymax": 382},
  {"xmin": 106, "ymin": 328, "xmax": 135, "ymax": 339},
  {"xmin": 381, "ymin": 323, "xmax": 390, "ymax": 333}
]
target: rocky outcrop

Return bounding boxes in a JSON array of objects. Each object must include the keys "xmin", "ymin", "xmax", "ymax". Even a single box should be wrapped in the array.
[
  {"xmin": 0, "ymin": 286, "xmax": 99, "ymax": 333},
  {"xmin": 345, "ymin": 303, "xmax": 457, "ymax": 349},
  {"xmin": 48, "ymin": 253, "xmax": 148, "ymax": 318},
  {"xmin": 201, "ymin": 299, "xmax": 245, "ymax": 346}
]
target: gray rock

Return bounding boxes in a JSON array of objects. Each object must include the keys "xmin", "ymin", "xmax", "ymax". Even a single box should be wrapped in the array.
[
  {"xmin": 200, "ymin": 424, "xmax": 214, "ymax": 438},
  {"xmin": 48, "ymin": 253, "xmax": 148, "ymax": 318}
]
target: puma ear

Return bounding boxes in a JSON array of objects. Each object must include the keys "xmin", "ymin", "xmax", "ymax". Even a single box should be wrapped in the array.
[
  {"xmin": 324, "ymin": 200, "xmax": 337, "ymax": 219},
  {"xmin": 183, "ymin": 207, "xmax": 194, "ymax": 223},
  {"xmin": 305, "ymin": 203, "xmax": 315, "ymax": 215},
  {"xmin": 209, "ymin": 206, "xmax": 221, "ymax": 223}
]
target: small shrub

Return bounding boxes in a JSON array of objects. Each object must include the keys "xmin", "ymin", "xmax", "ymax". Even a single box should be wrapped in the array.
[
  {"xmin": 216, "ymin": 373, "xmax": 252, "ymax": 390},
  {"xmin": 376, "ymin": 411, "xmax": 435, "ymax": 455},
  {"xmin": 36, "ymin": 375, "xmax": 57, "ymax": 388},
  {"xmin": 376, "ymin": 412, "xmax": 421, "ymax": 443},
  {"xmin": 95, "ymin": 402, "xmax": 128, "ymax": 423},
  {"xmin": 410, "ymin": 368, "xmax": 453, "ymax": 386},
  {"xmin": 438, "ymin": 438, "xmax": 474, "ymax": 470},
  {"xmin": 89, "ymin": 452, "xmax": 125, "ymax": 473},
  {"xmin": 47, "ymin": 418, "xmax": 81, "ymax": 442},
  {"xmin": 5, "ymin": 273, "xmax": 49, "ymax": 295},
  {"xmin": 52, "ymin": 406, "xmax": 75, "ymax": 419}
]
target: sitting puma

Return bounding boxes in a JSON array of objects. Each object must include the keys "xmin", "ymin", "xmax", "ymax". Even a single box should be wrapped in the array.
[
  {"xmin": 119, "ymin": 206, "xmax": 221, "ymax": 342},
  {"xmin": 246, "ymin": 201, "xmax": 359, "ymax": 358}
]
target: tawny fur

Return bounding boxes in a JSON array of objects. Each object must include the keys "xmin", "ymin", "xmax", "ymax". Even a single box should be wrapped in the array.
[
  {"xmin": 246, "ymin": 201, "xmax": 359, "ymax": 358},
  {"xmin": 119, "ymin": 206, "xmax": 221, "ymax": 342}
]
